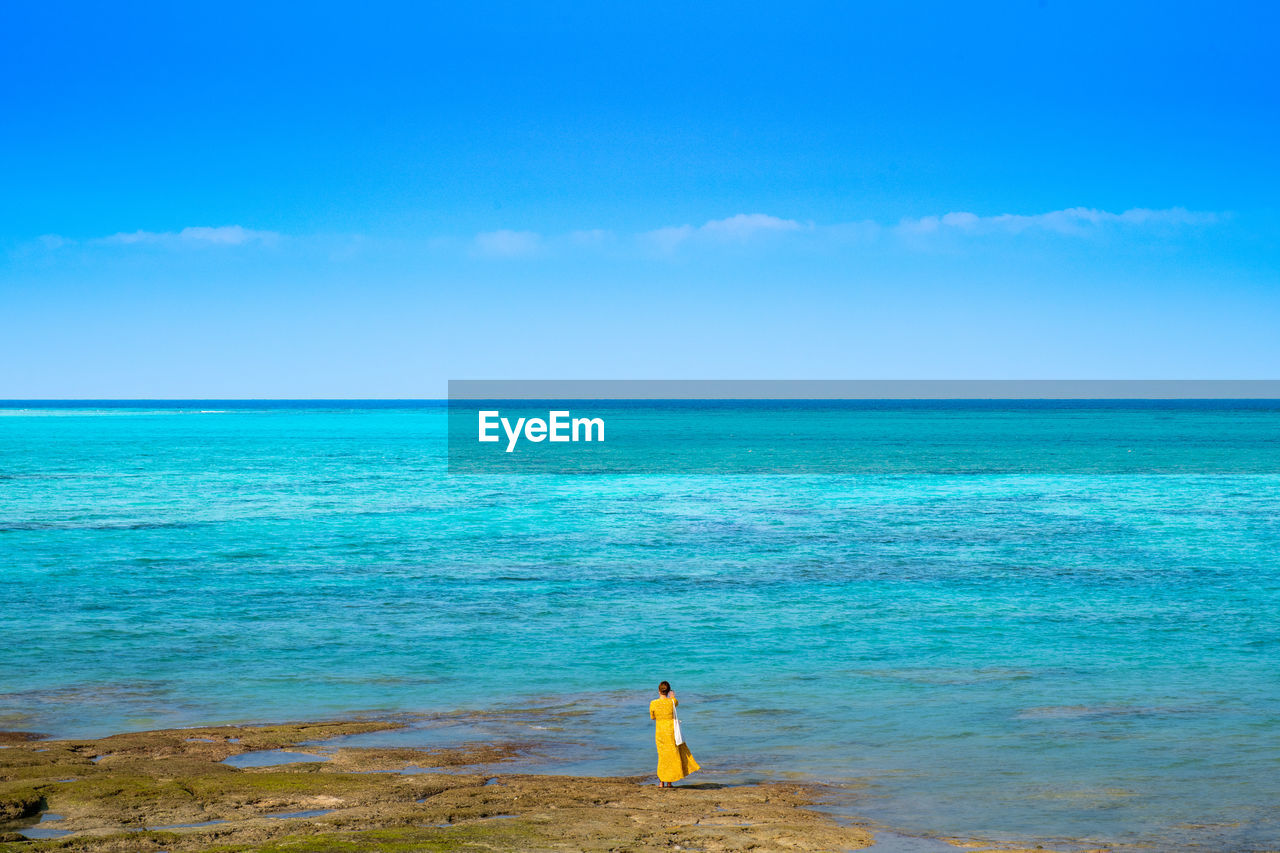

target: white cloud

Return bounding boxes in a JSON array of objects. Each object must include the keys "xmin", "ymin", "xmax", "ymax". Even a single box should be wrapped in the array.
[
  {"xmin": 566, "ymin": 228, "xmax": 614, "ymax": 246},
  {"xmin": 701, "ymin": 213, "xmax": 805, "ymax": 239},
  {"xmin": 472, "ymin": 229, "xmax": 542, "ymax": 257},
  {"xmin": 38, "ymin": 234, "xmax": 73, "ymax": 249},
  {"xmin": 25, "ymin": 206, "xmax": 1217, "ymax": 264},
  {"xmin": 469, "ymin": 207, "xmax": 1213, "ymax": 259},
  {"xmin": 644, "ymin": 224, "xmax": 696, "ymax": 253},
  {"xmin": 642, "ymin": 213, "xmax": 806, "ymax": 251},
  {"xmin": 94, "ymin": 225, "xmax": 280, "ymax": 247},
  {"xmin": 895, "ymin": 207, "xmax": 1218, "ymax": 237}
]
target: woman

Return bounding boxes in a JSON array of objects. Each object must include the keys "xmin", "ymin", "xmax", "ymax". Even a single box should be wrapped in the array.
[{"xmin": 649, "ymin": 680, "xmax": 700, "ymax": 787}]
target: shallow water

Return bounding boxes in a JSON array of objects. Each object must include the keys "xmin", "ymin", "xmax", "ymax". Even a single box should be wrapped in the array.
[
  {"xmin": 860, "ymin": 830, "xmax": 958, "ymax": 853},
  {"xmin": 8, "ymin": 812, "xmax": 70, "ymax": 840},
  {"xmin": 2, "ymin": 401, "xmax": 1278, "ymax": 851},
  {"xmin": 221, "ymin": 749, "xmax": 329, "ymax": 768},
  {"xmin": 14, "ymin": 826, "xmax": 72, "ymax": 840}
]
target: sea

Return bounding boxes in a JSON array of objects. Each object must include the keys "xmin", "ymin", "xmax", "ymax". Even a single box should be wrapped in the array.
[{"xmin": 2, "ymin": 400, "xmax": 1278, "ymax": 851}]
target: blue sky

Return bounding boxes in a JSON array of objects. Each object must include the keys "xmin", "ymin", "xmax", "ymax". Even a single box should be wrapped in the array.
[{"xmin": 2, "ymin": 1, "xmax": 1277, "ymax": 397}]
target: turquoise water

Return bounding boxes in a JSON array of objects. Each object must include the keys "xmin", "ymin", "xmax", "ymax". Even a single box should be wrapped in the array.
[{"xmin": 2, "ymin": 402, "xmax": 1279, "ymax": 850}]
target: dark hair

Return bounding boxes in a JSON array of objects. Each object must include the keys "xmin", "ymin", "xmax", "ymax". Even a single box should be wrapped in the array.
[{"xmin": 658, "ymin": 681, "xmax": 671, "ymax": 695}]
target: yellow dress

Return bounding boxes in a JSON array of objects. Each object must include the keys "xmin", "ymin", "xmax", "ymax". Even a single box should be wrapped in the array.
[{"xmin": 650, "ymin": 697, "xmax": 700, "ymax": 783}]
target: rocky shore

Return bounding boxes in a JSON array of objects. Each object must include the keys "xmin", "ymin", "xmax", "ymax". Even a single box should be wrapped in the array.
[
  {"xmin": 0, "ymin": 718, "xmax": 889, "ymax": 851},
  {"xmin": 0, "ymin": 718, "xmax": 1095, "ymax": 852}
]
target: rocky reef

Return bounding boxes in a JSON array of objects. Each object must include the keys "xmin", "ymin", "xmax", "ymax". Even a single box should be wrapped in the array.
[{"xmin": 0, "ymin": 720, "xmax": 876, "ymax": 851}]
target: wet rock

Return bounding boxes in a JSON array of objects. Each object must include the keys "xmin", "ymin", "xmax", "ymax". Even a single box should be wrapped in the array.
[
  {"xmin": 0, "ymin": 791, "xmax": 43, "ymax": 821},
  {"xmin": 0, "ymin": 719, "xmax": 887, "ymax": 852},
  {"xmin": 0, "ymin": 732, "xmax": 48, "ymax": 745}
]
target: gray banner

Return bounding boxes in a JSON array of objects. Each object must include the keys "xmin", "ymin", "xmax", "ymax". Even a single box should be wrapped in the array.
[
  {"xmin": 447, "ymin": 383, "xmax": 1280, "ymax": 474},
  {"xmin": 449, "ymin": 379, "xmax": 1280, "ymax": 400}
]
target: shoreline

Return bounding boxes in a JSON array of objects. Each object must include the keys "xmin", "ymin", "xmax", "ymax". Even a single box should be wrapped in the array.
[{"xmin": 0, "ymin": 718, "xmax": 1088, "ymax": 853}]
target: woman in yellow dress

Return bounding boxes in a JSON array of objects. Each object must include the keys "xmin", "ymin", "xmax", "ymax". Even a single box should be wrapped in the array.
[{"xmin": 649, "ymin": 680, "xmax": 699, "ymax": 787}]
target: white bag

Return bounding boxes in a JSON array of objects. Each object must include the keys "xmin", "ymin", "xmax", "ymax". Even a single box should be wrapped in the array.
[{"xmin": 671, "ymin": 698, "xmax": 684, "ymax": 746}]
